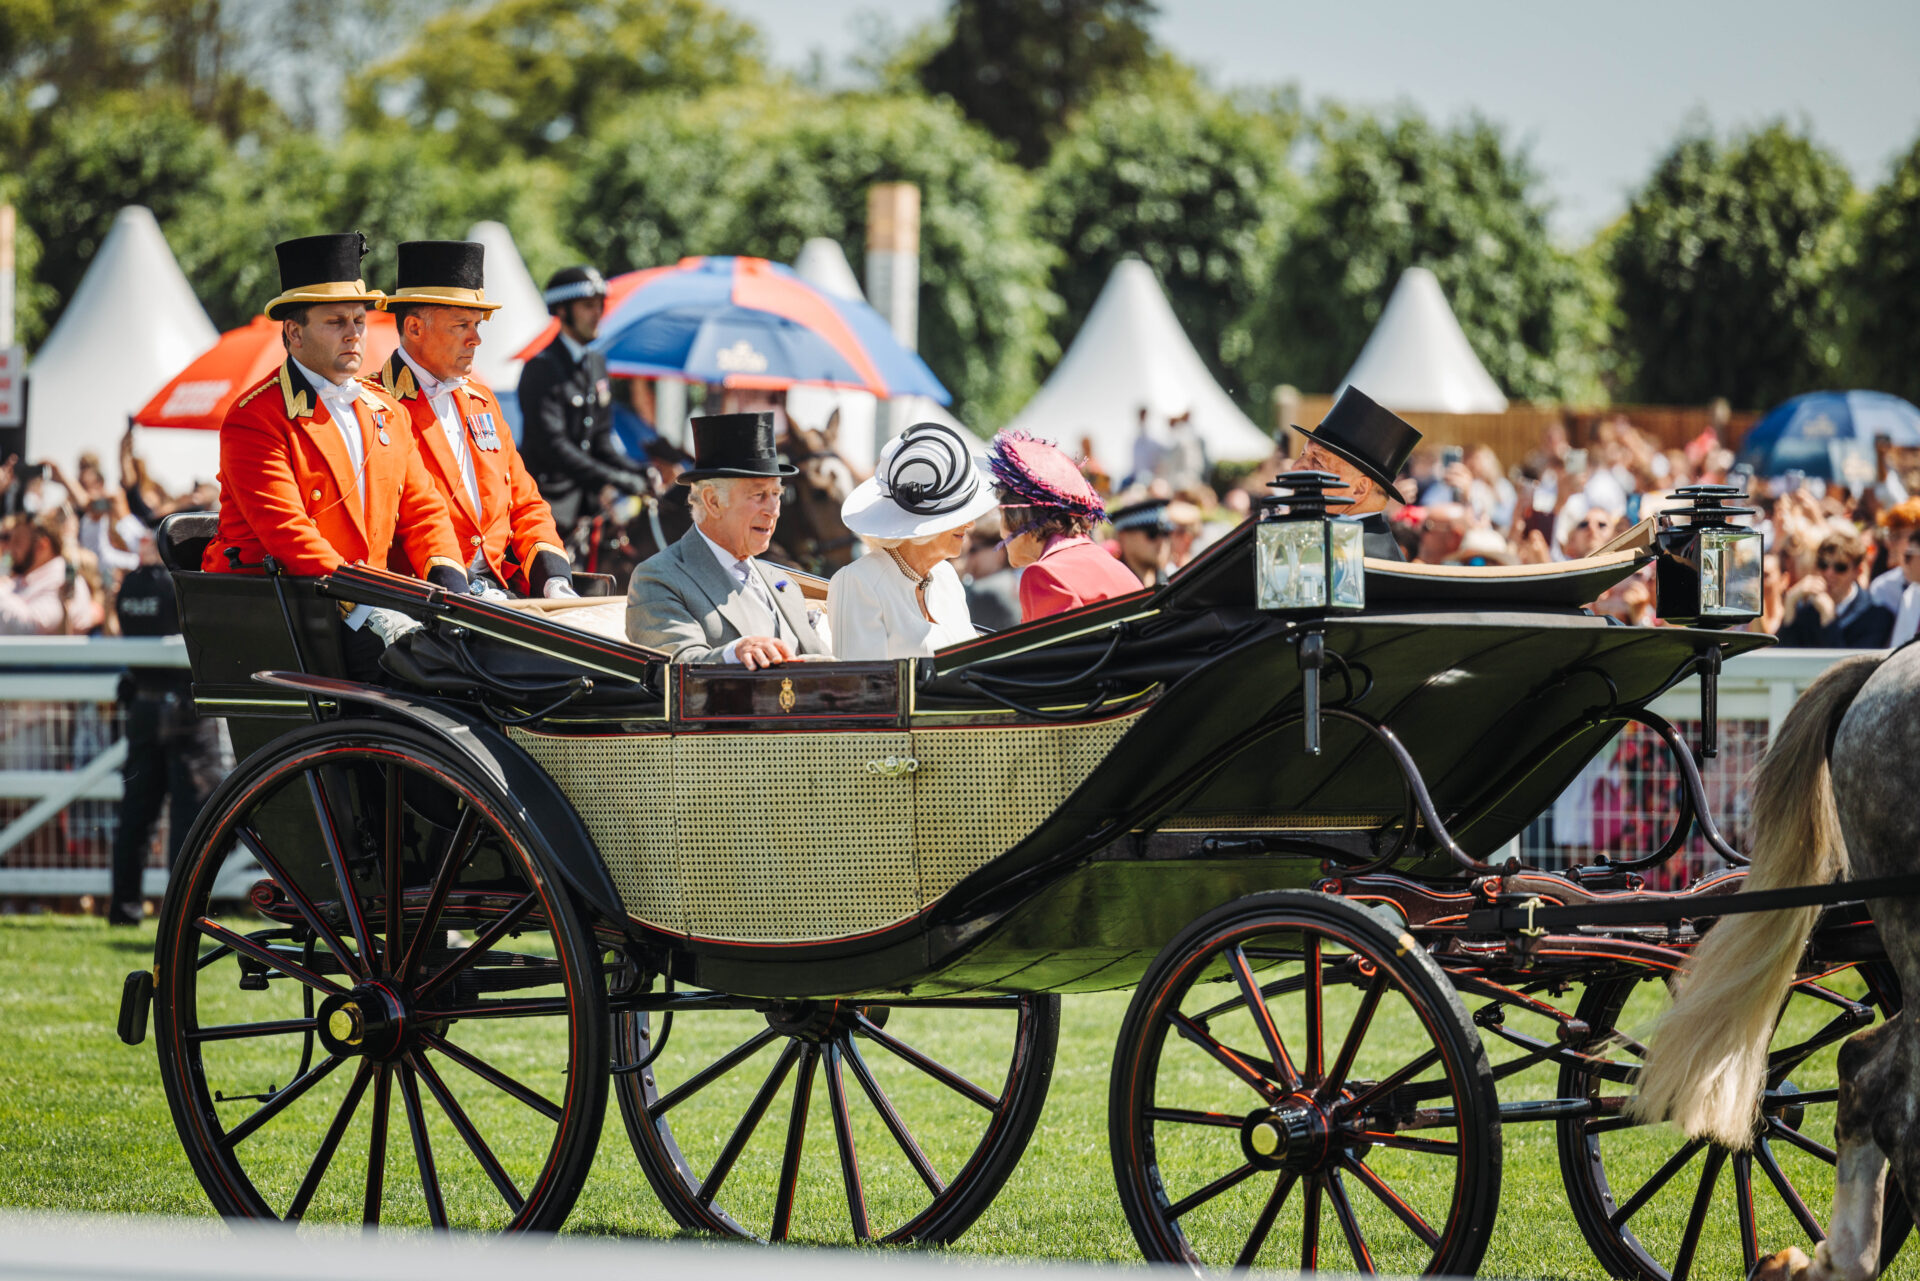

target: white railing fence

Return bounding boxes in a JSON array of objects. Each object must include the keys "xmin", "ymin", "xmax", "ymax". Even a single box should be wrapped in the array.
[{"xmin": 0, "ymin": 639, "xmax": 1864, "ymax": 906}]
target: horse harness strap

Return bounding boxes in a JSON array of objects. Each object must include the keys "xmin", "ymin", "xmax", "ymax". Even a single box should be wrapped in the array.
[{"xmin": 1466, "ymin": 869, "xmax": 1920, "ymax": 936}]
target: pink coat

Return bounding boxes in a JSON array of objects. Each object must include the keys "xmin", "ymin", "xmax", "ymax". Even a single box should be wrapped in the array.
[{"xmin": 1019, "ymin": 535, "xmax": 1145, "ymax": 623}]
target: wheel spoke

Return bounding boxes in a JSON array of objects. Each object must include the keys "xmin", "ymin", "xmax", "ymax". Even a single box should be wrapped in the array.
[
  {"xmin": 195, "ymin": 918, "xmax": 345, "ymax": 997},
  {"xmin": 1300, "ymin": 1176, "xmax": 1323, "ymax": 1272},
  {"xmin": 843, "ymin": 1037, "xmax": 945, "ymax": 1195},
  {"xmin": 1317, "ymin": 972, "xmax": 1388, "ymax": 1103},
  {"xmin": 307, "ymin": 771, "xmax": 378, "ymax": 972},
  {"xmin": 286, "ymin": 1059, "xmax": 373, "ymax": 1221},
  {"xmin": 1339, "ymin": 1046, "xmax": 1442, "ymax": 1117},
  {"xmin": 413, "ymin": 894, "xmax": 539, "ymax": 1004},
  {"xmin": 1192, "ymin": 971, "xmax": 1308, "ymax": 1025},
  {"xmin": 855, "ymin": 1012, "xmax": 998, "ymax": 1110},
  {"xmin": 1228, "ymin": 946, "xmax": 1301, "ymax": 1091},
  {"xmin": 383, "ymin": 764, "xmax": 404, "ymax": 974},
  {"xmin": 1342, "ymin": 1154, "xmax": 1440, "ymax": 1249},
  {"xmin": 364, "ymin": 1065, "xmax": 391, "ymax": 1225},
  {"xmin": 223, "ymin": 1053, "xmax": 345, "ymax": 1147},
  {"xmin": 1608, "ymin": 1139, "xmax": 1706, "ymax": 1227},
  {"xmin": 1236, "ymin": 1172, "xmax": 1297, "ymax": 1268},
  {"xmin": 1670, "ymin": 1148, "xmax": 1727, "ymax": 1281},
  {"xmin": 696, "ymin": 1040, "xmax": 801, "ymax": 1207},
  {"xmin": 1304, "ymin": 935, "xmax": 1324, "ymax": 1085},
  {"xmin": 1754, "ymin": 1138, "xmax": 1827, "ymax": 1241},
  {"xmin": 1767, "ymin": 1119, "xmax": 1837, "ymax": 1164},
  {"xmin": 1734, "ymin": 1151, "xmax": 1760, "ymax": 1272},
  {"xmin": 421, "ymin": 1032, "xmax": 562, "ymax": 1123},
  {"xmin": 190, "ymin": 1018, "xmax": 319, "ymax": 1043},
  {"xmin": 1165, "ymin": 1161, "xmax": 1257, "ymax": 1220},
  {"xmin": 1145, "ymin": 1106, "xmax": 1243, "ymax": 1130},
  {"xmin": 397, "ymin": 1063, "xmax": 448, "ymax": 1230},
  {"xmin": 410, "ymin": 1051, "xmax": 523, "ymax": 1214},
  {"xmin": 825, "ymin": 1043, "xmax": 870, "ymax": 1241},
  {"xmin": 1168, "ymin": 1011, "xmax": 1281, "ymax": 1102},
  {"xmin": 400, "ymin": 806, "xmax": 481, "ymax": 984},
  {"xmin": 651, "ymin": 1027, "xmax": 780, "ymax": 1117},
  {"xmin": 1325, "ymin": 1168, "xmax": 1376, "ymax": 1272},
  {"xmin": 769, "ymin": 1045, "xmax": 817, "ymax": 1242},
  {"xmin": 236, "ymin": 825, "xmax": 363, "ymax": 980}
]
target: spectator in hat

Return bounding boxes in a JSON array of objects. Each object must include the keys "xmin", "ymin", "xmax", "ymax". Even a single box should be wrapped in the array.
[
  {"xmin": 519, "ymin": 264, "xmax": 653, "ymax": 534},
  {"xmin": 1285, "ymin": 387, "xmax": 1423, "ymax": 563},
  {"xmin": 626, "ymin": 412, "xmax": 830, "ymax": 665},
  {"xmin": 373, "ymin": 240, "xmax": 574, "ymax": 598},
  {"xmin": 1107, "ymin": 494, "xmax": 1175, "ymax": 588},
  {"xmin": 987, "ymin": 433, "xmax": 1144, "ymax": 622},
  {"xmin": 829, "ymin": 423, "xmax": 999, "ymax": 660}
]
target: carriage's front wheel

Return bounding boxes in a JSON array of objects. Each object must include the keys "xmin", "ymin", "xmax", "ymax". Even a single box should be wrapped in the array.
[
  {"xmin": 1110, "ymin": 891, "xmax": 1501, "ymax": 1275},
  {"xmin": 612, "ymin": 992, "xmax": 1057, "ymax": 1243},
  {"xmin": 152, "ymin": 720, "xmax": 608, "ymax": 1232}
]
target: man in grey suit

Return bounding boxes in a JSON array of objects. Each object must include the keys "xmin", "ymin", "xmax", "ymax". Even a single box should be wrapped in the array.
[{"xmin": 627, "ymin": 412, "xmax": 830, "ymax": 666}]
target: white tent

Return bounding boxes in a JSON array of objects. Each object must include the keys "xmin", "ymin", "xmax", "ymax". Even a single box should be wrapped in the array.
[
  {"xmin": 466, "ymin": 220, "xmax": 548, "ymax": 393},
  {"xmin": 1335, "ymin": 267, "xmax": 1508, "ymax": 414},
  {"xmin": 1005, "ymin": 259, "xmax": 1274, "ymax": 478},
  {"xmin": 27, "ymin": 206, "xmax": 220, "ymax": 491}
]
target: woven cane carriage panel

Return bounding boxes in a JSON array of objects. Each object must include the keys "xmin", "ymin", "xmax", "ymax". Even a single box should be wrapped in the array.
[
  {"xmin": 507, "ymin": 730, "xmax": 682, "ymax": 932},
  {"xmin": 674, "ymin": 732, "xmax": 919, "ymax": 941},
  {"xmin": 912, "ymin": 710, "xmax": 1144, "ymax": 905}
]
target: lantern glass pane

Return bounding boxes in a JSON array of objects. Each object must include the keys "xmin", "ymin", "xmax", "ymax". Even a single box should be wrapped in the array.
[
  {"xmin": 1703, "ymin": 528, "xmax": 1762, "ymax": 618},
  {"xmin": 1256, "ymin": 520, "xmax": 1328, "ymax": 611},
  {"xmin": 1328, "ymin": 519, "xmax": 1366, "ymax": 610}
]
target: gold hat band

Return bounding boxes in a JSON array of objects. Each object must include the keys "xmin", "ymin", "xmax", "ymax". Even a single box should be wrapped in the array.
[{"xmin": 378, "ymin": 286, "xmax": 502, "ymax": 314}]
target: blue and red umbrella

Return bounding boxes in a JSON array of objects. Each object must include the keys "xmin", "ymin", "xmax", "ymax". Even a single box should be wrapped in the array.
[{"xmin": 517, "ymin": 256, "xmax": 948, "ymax": 403}]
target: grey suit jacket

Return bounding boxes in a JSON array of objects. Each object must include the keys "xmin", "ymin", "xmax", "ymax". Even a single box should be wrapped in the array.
[{"xmin": 626, "ymin": 527, "xmax": 829, "ymax": 662}]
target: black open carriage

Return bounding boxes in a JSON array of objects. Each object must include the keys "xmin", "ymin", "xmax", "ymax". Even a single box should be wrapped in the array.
[{"xmin": 120, "ymin": 493, "xmax": 1908, "ymax": 1278}]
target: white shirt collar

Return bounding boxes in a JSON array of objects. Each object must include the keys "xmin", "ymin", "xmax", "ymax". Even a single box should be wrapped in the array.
[
  {"xmin": 558, "ymin": 331, "xmax": 589, "ymax": 364},
  {"xmin": 695, "ymin": 523, "xmax": 749, "ymax": 577},
  {"xmin": 397, "ymin": 345, "xmax": 464, "ymax": 401},
  {"xmin": 290, "ymin": 357, "xmax": 361, "ymax": 413}
]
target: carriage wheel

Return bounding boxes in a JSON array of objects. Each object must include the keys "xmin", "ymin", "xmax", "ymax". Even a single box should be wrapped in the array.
[
  {"xmin": 1557, "ymin": 964, "xmax": 1910, "ymax": 1280},
  {"xmin": 152, "ymin": 720, "xmax": 608, "ymax": 1231},
  {"xmin": 612, "ymin": 992, "xmax": 1057, "ymax": 1243},
  {"xmin": 1109, "ymin": 891, "xmax": 1501, "ymax": 1275}
]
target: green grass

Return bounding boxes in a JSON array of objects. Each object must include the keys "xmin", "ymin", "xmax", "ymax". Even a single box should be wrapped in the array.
[{"xmin": 0, "ymin": 915, "xmax": 1911, "ymax": 1277}]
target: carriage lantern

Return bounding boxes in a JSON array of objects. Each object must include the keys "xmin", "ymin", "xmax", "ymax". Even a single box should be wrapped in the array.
[
  {"xmin": 1653, "ymin": 485, "xmax": 1762, "ymax": 628},
  {"xmin": 1255, "ymin": 470, "xmax": 1366, "ymax": 616}
]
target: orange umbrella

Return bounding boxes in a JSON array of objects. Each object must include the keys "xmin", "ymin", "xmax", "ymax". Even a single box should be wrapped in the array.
[
  {"xmin": 511, "ymin": 265, "xmax": 668, "ymax": 364},
  {"xmin": 135, "ymin": 311, "xmax": 401, "ymax": 431}
]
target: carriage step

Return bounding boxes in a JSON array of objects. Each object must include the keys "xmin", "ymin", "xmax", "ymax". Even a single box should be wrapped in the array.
[{"xmin": 118, "ymin": 970, "xmax": 153, "ymax": 1046}]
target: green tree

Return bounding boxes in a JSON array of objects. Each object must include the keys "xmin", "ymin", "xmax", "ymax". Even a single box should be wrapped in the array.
[
  {"xmin": 1036, "ymin": 75, "xmax": 1298, "ymax": 412},
  {"xmin": 1260, "ymin": 108, "xmax": 1606, "ymax": 404},
  {"xmin": 1843, "ymin": 133, "xmax": 1920, "ymax": 403},
  {"xmin": 345, "ymin": 0, "xmax": 764, "ymax": 157},
  {"xmin": 1610, "ymin": 122, "xmax": 1852, "ymax": 408},
  {"xmin": 918, "ymin": 0, "xmax": 1158, "ymax": 167},
  {"xmin": 568, "ymin": 87, "xmax": 1059, "ymax": 429}
]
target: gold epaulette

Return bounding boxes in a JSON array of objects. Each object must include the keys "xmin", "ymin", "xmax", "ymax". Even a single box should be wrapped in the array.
[{"xmin": 233, "ymin": 378, "xmax": 278, "ymax": 410}]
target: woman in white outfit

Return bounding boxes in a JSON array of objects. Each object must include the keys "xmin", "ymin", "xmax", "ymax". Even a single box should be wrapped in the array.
[{"xmin": 829, "ymin": 422, "xmax": 1000, "ymax": 660}]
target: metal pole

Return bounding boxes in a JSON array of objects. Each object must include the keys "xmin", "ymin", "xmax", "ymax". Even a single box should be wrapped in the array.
[{"xmin": 865, "ymin": 183, "xmax": 920, "ymax": 459}]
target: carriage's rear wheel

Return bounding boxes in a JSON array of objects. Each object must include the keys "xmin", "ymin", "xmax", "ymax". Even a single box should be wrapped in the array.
[
  {"xmin": 152, "ymin": 720, "xmax": 607, "ymax": 1231},
  {"xmin": 612, "ymin": 992, "xmax": 1057, "ymax": 1243},
  {"xmin": 1558, "ymin": 964, "xmax": 1910, "ymax": 1280},
  {"xmin": 1110, "ymin": 891, "xmax": 1501, "ymax": 1275}
]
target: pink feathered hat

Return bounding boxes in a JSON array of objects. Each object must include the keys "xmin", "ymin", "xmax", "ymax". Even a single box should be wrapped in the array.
[{"xmin": 986, "ymin": 432, "xmax": 1107, "ymax": 523}]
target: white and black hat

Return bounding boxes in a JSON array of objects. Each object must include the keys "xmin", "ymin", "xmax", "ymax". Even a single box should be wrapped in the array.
[
  {"xmin": 841, "ymin": 423, "xmax": 1000, "ymax": 541},
  {"xmin": 542, "ymin": 265, "xmax": 608, "ymax": 309}
]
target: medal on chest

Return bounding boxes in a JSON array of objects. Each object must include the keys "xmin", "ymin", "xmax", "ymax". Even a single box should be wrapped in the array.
[
  {"xmin": 373, "ymin": 409, "xmax": 390, "ymax": 446},
  {"xmin": 467, "ymin": 409, "xmax": 502, "ymax": 452}
]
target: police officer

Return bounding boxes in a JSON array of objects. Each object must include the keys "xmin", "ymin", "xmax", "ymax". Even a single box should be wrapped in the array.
[
  {"xmin": 107, "ymin": 529, "xmax": 223, "ymax": 925},
  {"xmin": 518, "ymin": 265, "xmax": 653, "ymax": 535}
]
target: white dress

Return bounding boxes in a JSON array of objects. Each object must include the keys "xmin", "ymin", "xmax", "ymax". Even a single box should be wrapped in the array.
[{"xmin": 827, "ymin": 552, "xmax": 977, "ymax": 660}]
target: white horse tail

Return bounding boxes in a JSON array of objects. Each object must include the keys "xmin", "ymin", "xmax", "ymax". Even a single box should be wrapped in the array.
[{"xmin": 1627, "ymin": 653, "xmax": 1885, "ymax": 1148}]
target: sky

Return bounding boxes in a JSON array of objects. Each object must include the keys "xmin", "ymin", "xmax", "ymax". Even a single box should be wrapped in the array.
[{"xmin": 721, "ymin": 0, "xmax": 1920, "ymax": 241}]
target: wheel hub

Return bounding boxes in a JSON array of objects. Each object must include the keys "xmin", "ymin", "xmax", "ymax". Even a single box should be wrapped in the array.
[
  {"xmin": 1241, "ymin": 1095, "xmax": 1337, "ymax": 1172},
  {"xmin": 764, "ymin": 1000, "xmax": 878, "ymax": 1043},
  {"xmin": 317, "ymin": 982, "xmax": 410, "ymax": 1060}
]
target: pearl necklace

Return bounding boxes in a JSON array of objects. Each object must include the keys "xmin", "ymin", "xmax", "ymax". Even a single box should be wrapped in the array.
[{"xmin": 885, "ymin": 546, "xmax": 935, "ymax": 621}]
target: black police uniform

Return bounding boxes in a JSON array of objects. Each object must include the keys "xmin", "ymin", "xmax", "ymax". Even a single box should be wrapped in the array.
[
  {"xmin": 517, "ymin": 339, "xmax": 651, "ymax": 531},
  {"xmin": 108, "ymin": 561, "xmax": 224, "ymax": 925}
]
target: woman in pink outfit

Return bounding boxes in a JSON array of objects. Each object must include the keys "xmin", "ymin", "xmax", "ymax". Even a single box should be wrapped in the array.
[{"xmin": 986, "ymin": 433, "xmax": 1145, "ymax": 623}]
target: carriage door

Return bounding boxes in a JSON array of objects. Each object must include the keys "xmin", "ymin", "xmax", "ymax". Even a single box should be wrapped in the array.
[{"xmin": 671, "ymin": 664, "xmax": 919, "ymax": 944}]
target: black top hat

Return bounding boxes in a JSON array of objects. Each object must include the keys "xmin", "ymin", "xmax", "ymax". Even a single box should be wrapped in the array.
[
  {"xmin": 382, "ymin": 240, "xmax": 500, "ymax": 313},
  {"xmin": 543, "ymin": 265, "xmax": 608, "ymax": 308},
  {"xmin": 1110, "ymin": 497, "xmax": 1173, "ymax": 533},
  {"xmin": 677, "ymin": 412, "xmax": 798, "ymax": 484},
  {"xmin": 266, "ymin": 233, "xmax": 383, "ymax": 320},
  {"xmin": 1289, "ymin": 386, "xmax": 1422, "ymax": 497}
]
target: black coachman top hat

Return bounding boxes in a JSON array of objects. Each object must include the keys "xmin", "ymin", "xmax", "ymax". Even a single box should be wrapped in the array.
[
  {"xmin": 543, "ymin": 265, "xmax": 608, "ymax": 309},
  {"xmin": 1289, "ymin": 386, "xmax": 1422, "ymax": 497},
  {"xmin": 677, "ymin": 412, "xmax": 799, "ymax": 484},
  {"xmin": 381, "ymin": 240, "xmax": 501, "ymax": 313},
  {"xmin": 265, "ymin": 232, "xmax": 383, "ymax": 320}
]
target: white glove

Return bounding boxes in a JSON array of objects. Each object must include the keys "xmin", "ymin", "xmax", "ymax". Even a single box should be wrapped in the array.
[
  {"xmin": 362, "ymin": 607, "xmax": 424, "ymax": 646},
  {"xmin": 543, "ymin": 577, "xmax": 580, "ymax": 599},
  {"xmin": 478, "ymin": 585, "xmax": 511, "ymax": 603}
]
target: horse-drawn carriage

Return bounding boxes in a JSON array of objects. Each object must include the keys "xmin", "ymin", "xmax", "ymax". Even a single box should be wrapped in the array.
[{"xmin": 117, "ymin": 484, "xmax": 1911, "ymax": 1279}]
